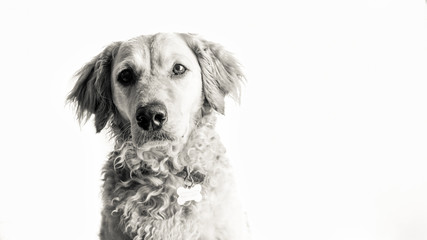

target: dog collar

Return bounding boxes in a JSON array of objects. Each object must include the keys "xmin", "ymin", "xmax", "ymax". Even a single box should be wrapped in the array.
[
  {"xmin": 176, "ymin": 166, "xmax": 206, "ymax": 187},
  {"xmin": 176, "ymin": 167, "xmax": 205, "ymax": 205}
]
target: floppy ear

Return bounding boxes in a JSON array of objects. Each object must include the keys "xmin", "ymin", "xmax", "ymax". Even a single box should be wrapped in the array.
[
  {"xmin": 181, "ymin": 34, "xmax": 245, "ymax": 114},
  {"xmin": 67, "ymin": 42, "xmax": 121, "ymax": 132}
]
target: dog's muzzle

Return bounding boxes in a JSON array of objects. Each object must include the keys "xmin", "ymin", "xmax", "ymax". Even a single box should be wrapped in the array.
[{"xmin": 136, "ymin": 102, "xmax": 168, "ymax": 131}]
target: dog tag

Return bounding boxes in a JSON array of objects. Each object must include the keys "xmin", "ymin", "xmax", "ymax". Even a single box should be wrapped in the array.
[{"xmin": 177, "ymin": 184, "xmax": 202, "ymax": 205}]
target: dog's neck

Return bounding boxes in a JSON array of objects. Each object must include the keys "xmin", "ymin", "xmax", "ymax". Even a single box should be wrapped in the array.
[{"xmin": 111, "ymin": 113, "xmax": 220, "ymax": 183}]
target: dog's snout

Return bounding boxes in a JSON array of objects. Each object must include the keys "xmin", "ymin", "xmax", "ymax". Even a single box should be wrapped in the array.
[{"xmin": 136, "ymin": 103, "xmax": 168, "ymax": 131}]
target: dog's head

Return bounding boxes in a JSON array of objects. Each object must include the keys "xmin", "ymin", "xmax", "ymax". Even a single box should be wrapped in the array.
[{"xmin": 68, "ymin": 33, "xmax": 243, "ymax": 147}]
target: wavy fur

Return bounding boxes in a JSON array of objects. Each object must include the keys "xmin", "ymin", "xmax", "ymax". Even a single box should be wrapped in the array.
[
  {"xmin": 68, "ymin": 33, "xmax": 249, "ymax": 240},
  {"xmin": 101, "ymin": 114, "xmax": 240, "ymax": 240}
]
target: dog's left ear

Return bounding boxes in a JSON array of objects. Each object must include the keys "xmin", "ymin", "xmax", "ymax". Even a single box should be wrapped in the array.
[
  {"xmin": 181, "ymin": 34, "xmax": 245, "ymax": 115},
  {"xmin": 67, "ymin": 42, "xmax": 121, "ymax": 132}
]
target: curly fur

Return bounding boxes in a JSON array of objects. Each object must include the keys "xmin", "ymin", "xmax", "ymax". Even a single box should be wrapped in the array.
[
  {"xmin": 68, "ymin": 33, "xmax": 249, "ymax": 240},
  {"xmin": 102, "ymin": 114, "xmax": 238, "ymax": 240}
]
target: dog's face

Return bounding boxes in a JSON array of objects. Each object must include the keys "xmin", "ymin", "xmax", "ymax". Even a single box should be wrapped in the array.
[
  {"xmin": 68, "ymin": 33, "xmax": 243, "ymax": 147},
  {"xmin": 111, "ymin": 34, "xmax": 204, "ymax": 146}
]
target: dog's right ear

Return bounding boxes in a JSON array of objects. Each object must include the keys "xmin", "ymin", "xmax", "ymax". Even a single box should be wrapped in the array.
[{"xmin": 67, "ymin": 42, "xmax": 121, "ymax": 133}]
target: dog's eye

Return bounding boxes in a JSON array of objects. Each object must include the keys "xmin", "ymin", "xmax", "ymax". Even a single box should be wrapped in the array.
[
  {"xmin": 118, "ymin": 69, "xmax": 135, "ymax": 86},
  {"xmin": 172, "ymin": 64, "xmax": 187, "ymax": 75}
]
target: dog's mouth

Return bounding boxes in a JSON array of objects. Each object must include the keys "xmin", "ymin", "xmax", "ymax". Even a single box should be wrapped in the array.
[{"xmin": 132, "ymin": 129, "xmax": 177, "ymax": 148}]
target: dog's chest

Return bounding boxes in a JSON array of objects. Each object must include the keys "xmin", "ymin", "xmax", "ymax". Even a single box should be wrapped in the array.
[{"xmin": 101, "ymin": 151, "xmax": 231, "ymax": 239}]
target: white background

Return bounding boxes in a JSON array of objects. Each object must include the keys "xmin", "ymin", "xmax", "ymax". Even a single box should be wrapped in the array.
[{"xmin": 0, "ymin": 1, "xmax": 426, "ymax": 240}]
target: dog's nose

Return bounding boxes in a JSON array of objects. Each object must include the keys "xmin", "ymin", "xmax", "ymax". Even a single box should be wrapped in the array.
[{"xmin": 136, "ymin": 103, "xmax": 168, "ymax": 131}]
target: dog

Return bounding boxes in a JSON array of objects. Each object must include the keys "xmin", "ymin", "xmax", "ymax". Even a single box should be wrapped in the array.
[{"xmin": 68, "ymin": 33, "xmax": 249, "ymax": 240}]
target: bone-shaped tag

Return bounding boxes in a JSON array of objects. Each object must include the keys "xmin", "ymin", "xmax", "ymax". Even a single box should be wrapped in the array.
[{"xmin": 177, "ymin": 184, "xmax": 202, "ymax": 205}]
